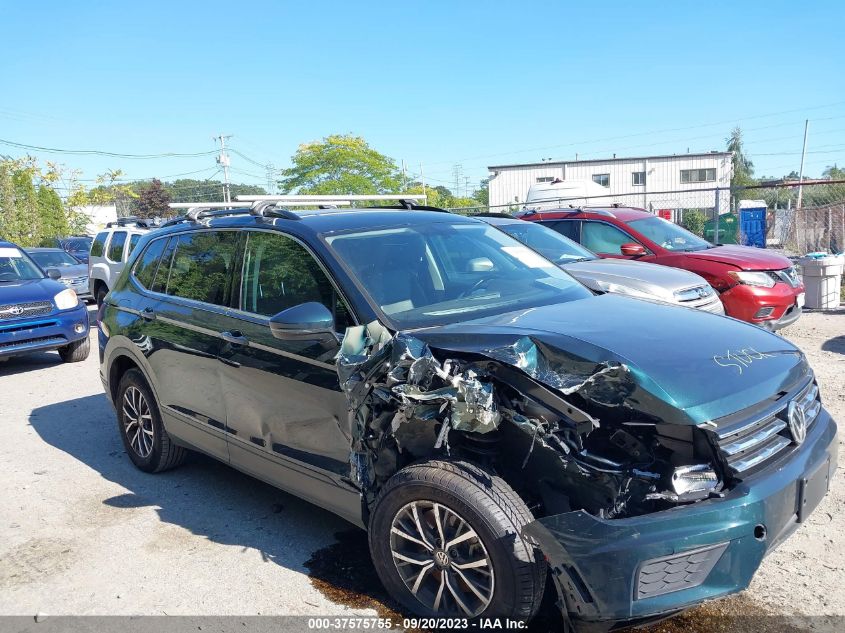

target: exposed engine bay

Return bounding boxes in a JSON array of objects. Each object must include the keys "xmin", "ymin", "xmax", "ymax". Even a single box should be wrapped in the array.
[{"xmin": 337, "ymin": 321, "xmax": 725, "ymax": 522}]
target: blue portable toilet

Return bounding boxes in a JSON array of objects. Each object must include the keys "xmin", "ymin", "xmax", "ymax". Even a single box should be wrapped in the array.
[{"xmin": 738, "ymin": 199, "xmax": 767, "ymax": 248}]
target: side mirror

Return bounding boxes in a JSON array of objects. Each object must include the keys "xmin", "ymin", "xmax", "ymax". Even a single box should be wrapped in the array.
[
  {"xmin": 269, "ymin": 302, "xmax": 335, "ymax": 340},
  {"xmin": 46, "ymin": 268, "xmax": 62, "ymax": 280},
  {"xmin": 620, "ymin": 243, "xmax": 647, "ymax": 257}
]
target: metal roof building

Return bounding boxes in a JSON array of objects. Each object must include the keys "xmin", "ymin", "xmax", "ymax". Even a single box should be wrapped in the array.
[{"xmin": 488, "ymin": 151, "xmax": 733, "ymax": 216}]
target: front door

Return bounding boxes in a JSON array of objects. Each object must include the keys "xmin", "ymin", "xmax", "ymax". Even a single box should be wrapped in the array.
[{"xmin": 217, "ymin": 229, "xmax": 360, "ymax": 523}]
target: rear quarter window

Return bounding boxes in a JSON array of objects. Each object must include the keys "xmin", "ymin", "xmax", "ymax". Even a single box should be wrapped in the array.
[
  {"xmin": 127, "ymin": 233, "xmax": 142, "ymax": 257},
  {"xmin": 90, "ymin": 232, "xmax": 108, "ymax": 258}
]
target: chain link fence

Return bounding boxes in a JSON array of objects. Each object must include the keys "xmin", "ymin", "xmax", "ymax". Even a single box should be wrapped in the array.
[{"xmin": 447, "ymin": 180, "xmax": 845, "ymax": 256}]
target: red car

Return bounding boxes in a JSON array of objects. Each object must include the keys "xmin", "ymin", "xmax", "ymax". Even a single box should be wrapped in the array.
[{"xmin": 519, "ymin": 207, "xmax": 804, "ymax": 330}]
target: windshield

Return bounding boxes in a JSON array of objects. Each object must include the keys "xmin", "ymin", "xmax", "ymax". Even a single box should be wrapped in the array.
[
  {"xmin": 495, "ymin": 221, "xmax": 597, "ymax": 263},
  {"xmin": 326, "ymin": 221, "xmax": 592, "ymax": 329},
  {"xmin": 0, "ymin": 246, "xmax": 45, "ymax": 282},
  {"xmin": 29, "ymin": 250, "xmax": 80, "ymax": 268},
  {"xmin": 62, "ymin": 237, "xmax": 92, "ymax": 251},
  {"xmin": 628, "ymin": 216, "xmax": 712, "ymax": 252}
]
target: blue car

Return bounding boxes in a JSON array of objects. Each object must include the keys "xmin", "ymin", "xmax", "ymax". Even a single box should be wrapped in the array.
[{"xmin": 0, "ymin": 240, "xmax": 90, "ymax": 362}]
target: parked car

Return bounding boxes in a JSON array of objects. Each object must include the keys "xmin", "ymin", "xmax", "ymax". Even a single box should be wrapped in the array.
[
  {"xmin": 99, "ymin": 203, "xmax": 836, "ymax": 630},
  {"xmin": 88, "ymin": 219, "xmax": 152, "ymax": 306},
  {"xmin": 475, "ymin": 214, "xmax": 724, "ymax": 314},
  {"xmin": 0, "ymin": 240, "xmax": 90, "ymax": 362},
  {"xmin": 519, "ymin": 206, "xmax": 804, "ymax": 330},
  {"xmin": 25, "ymin": 247, "xmax": 91, "ymax": 301},
  {"xmin": 524, "ymin": 179, "xmax": 614, "ymax": 210},
  {"xmin": 55, "ymin": 236, "xmax": 93, "ymax": 264}
]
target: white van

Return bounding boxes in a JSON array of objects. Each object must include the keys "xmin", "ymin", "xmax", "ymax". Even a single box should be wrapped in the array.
[{"xmin": 524, "ymin": 179, "xmax": 614, "ymax": 210}]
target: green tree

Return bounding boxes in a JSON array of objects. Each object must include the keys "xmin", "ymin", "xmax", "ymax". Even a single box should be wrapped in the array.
[
  {"xmin": 474, "ymin": 178, "xmax": 490, "ymax": 207},
  {"xmin": 726, "ymin": 127, "xmax": 755, "ymax": 192},
  {"xmin": 278, "ymin": 134, "xmax": 401, "ymax": 195},
  {"xmin": 10, "ymin": 162, "xmax": 40, "ymax": 246},
  {"xmin": 681, "ymin": 209, "xmax": 706, "ymax": 237},
  {"xmin": 36, "ymin": 185, "xmax": 69, "ymax": 244},
  {"xmin": 137, "ymin": 178, "xmax": 172, "ymax": 218}
]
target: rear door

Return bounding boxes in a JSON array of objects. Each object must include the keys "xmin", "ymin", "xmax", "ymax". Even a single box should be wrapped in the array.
[
  {"xmin": 142, "ymin": 230, "xmax": 241, "ymax": 462},
  {"xmin": 217, "ymin": 229, "xmax": 360, "ymax": 522}
]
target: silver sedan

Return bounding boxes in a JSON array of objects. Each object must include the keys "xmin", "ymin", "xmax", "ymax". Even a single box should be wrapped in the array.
[
  {"xmin": 478, "ymin": 215, "xmax": 724, "ymax": 314},
  {"xmin": 25, "ymin": 248, "xmax": 92, "ymax": 301}
]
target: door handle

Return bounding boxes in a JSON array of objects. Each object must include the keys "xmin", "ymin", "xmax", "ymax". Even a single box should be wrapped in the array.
[
  {"xmin": 140, "ymin": 307, "xmax": 156, "ymax": 321},
  {"xmin": 220, "ymin": 330, "xmax": 249, "ymax": 346}
]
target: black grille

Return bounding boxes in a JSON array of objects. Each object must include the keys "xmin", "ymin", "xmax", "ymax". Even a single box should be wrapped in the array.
[
  {"xmin": 0, "ymin": 301, "xmax": 53, "ymax": 321},
  {"xmin": 0, "ymin": 335, "xmax": 66, "ymax": 350},
  {"xmin": 636, "ymin": 542, "xmax": 728, "ymax": 599}
]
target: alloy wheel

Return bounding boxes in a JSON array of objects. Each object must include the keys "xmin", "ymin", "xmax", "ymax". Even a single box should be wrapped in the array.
[
  {"xmin": 390, "ymin": 500, "xmax": 495, "ymax": 617},
  {"xmin": 122, "ymin": 386, "xmax": 154, "ymax": 458}
]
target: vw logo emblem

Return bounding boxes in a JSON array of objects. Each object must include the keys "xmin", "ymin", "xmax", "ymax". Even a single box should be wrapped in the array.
[
  {"xmin": 787, "ymin": 400, "xmax": 807, "ymax": 445},
  {"xmin": 433, "ymin": 550, "xmax": 450, "ymax": 568},
  {"xmin": 697, "ymin": 288, "xmax": 709, "ymax": 298}
]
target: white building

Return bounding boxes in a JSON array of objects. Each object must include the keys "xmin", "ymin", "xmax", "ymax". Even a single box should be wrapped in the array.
[
  {"xmin": 488, "ymin": 152, "xmax": 733, "ymax": 220},
  {"xmin": 75, "ymin": 205, "xmax": 117, "ymax": 235}
]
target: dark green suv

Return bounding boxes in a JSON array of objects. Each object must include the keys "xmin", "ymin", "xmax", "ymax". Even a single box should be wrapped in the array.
[{"xmin": 98, "ymin": 200, "xmax": 837, "ymax": 630}]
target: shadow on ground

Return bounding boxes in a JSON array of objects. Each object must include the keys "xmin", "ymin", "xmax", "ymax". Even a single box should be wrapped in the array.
[
  {"xmin": 29, "ymin": 392, "xmax": 801, "ymax": 631},
  {"xmin": 821, "ymin": 335, "xmax": 845, "ymax": 355}
]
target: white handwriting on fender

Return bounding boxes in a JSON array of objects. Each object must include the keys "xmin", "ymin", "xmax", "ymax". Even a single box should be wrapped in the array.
[{"xmin": 713, "ymin": 348, "xmax": 776, "ymax": 374}]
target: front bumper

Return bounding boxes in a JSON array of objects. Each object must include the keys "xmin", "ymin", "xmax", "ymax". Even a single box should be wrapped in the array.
[
  {"xmin": 524, "ymin": 408, "xmax": 838, "ymax": 628},
  {"xmin": 0, "ymin": 303, "xmax": 90, "ymax": 358},
  {"xmin": 719, "ymin": 282, "xmax": 804, "ymax": 330}
]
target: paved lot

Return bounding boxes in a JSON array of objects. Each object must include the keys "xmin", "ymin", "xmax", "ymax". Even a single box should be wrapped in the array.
[{"xmin": 1, "ymin": 307, "xmax": 843, "ymax": 629}]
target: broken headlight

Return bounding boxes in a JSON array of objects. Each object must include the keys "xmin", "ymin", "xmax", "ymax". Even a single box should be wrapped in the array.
[{"xmin": 646, "ymin": 463, "xmax": 720, "ymax": 503}]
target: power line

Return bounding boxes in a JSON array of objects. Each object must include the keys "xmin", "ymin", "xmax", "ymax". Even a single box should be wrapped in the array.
[{"xmin": 0, "ymin": 137, "xmax": 219, "ymax": 159}]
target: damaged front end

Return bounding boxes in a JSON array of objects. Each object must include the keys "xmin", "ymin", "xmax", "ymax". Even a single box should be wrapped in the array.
[
  {"xmin": 336, "ymin": 319, "xmax": 837, "ymax": 627},
  {"xmin": 338, "ymin": 322, "xmax": 724, "ymax": 521}
]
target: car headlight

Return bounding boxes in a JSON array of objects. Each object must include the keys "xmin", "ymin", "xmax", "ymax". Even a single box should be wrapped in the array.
[
  {"xmin": 54, "ymin": 288, "xmax": 80, "ymax": 310},
  {"xmin": 670, "ymin": 464, "xmax": 720, "ymax": 498},
  {"xmin": 594, "ymin": 279, "xmax": 666, "ymax": 302},
  {"xmin": 727, "ymin": 270, "xmax": 776, "ymax": 288}
]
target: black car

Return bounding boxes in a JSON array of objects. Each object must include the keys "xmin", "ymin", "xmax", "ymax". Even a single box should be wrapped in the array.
[{"xmin": 98, "ymin": 201, "xmax": 837, "ymax": 629}]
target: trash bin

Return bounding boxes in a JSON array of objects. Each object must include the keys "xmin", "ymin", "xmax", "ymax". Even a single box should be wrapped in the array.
[{"xmin": 798, "ymin": 254, "xmax": 844, "ymax": 309}]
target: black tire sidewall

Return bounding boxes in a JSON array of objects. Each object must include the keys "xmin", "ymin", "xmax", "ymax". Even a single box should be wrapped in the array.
[
  {"xmin": 370, "ymin": 473, "xmax": 533, "ymax": 620},
  {"xmin": 96, "ymin": 286, "xmax": 107, "ymax": 308},
  {"xmin": 116, "ymin": 369, "xmax": 166, "ymax": 472}
]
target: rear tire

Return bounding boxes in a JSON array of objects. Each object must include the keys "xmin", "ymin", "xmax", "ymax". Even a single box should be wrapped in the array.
[
  {"xmin": 59, "ymin": 336, "xmax": 90, "ymax": 363},
  {"xmin": 116, "ymin": 368, "xmax": 186, "ymax": 473},
  {"xmin": 368, "ymin": 460, "xmax": 546, "ymax": 621}
]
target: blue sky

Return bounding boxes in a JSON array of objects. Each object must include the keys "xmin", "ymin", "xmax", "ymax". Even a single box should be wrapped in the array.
[{"xmin": 1, "ymin": 0, "xmax": 843, "ymax": 195}]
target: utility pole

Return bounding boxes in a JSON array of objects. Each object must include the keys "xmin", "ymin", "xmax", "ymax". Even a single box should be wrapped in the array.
[
  {"xmin": 266, "ymin": 162, "xmax": 276, "ymax": 195},
  {"xmin": 419, "ymin": 163, "xmax": 426, "ymax": 198},
  {"xmin": 215, "ymin": 134, "xmax": 233, "ymax": 203},
  {"xmin": 796, "ymin": 119, "xmax": 809, "ymax": 210},
  {"xmin": 452, "ymin": 164, "xmax": 463, "ymax": 197},
  {"xmin": 401, "ymin": 159, "xmax": 407, "ymax": 191}
]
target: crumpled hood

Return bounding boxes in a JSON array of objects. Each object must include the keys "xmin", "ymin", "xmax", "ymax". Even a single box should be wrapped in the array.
[
  {"xmin": 563, "ymin": 258, "xmax": 708, "ymax": 299},
  {"xmin": 682, "ymin": 244, "xmax": 792, "ymax": 271},
  {"xmin": 410, "ymin": 294, "xmax": 808, "ymax": 425},
  {"xmin": 0, "ymin": 278, "xmax": 64, "ymax": 306}
]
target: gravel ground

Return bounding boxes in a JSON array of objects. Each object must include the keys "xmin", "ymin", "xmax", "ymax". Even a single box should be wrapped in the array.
[{"xmin": 0, "ymin": 307, "xmax": 842, "ymax": 629}]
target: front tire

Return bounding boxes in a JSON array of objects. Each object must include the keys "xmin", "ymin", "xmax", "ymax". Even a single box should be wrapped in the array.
[
  {"xmin": 116, "ymin": 369, "xmax": 186, "ymax": 473},
  {"xmin": 369, "ymin": 460, "xmax": 545, "ymax": 621},
  {"xmin": 95, "ymin": 285, "xmax": 108, "ymax": 308},
  {"xmin": 59, "ymin": 336, "xmax": 90, "ymax": 362}
]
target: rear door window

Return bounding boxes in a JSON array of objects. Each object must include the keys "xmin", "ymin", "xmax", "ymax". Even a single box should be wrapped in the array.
[
  {"xmin": 106, "ymin": 231, "xmax": 127, "ymax": 262},
  {"xmin": 166, "ymin": 232, "xmax": 239, "ymax": 306},
  {"xmin": 91, "ymin": 232, "xmax": 108, "ymax": 258},
  {"xmin": 543, "ymin": 220, "xmax": 580, "ymax": 241}
]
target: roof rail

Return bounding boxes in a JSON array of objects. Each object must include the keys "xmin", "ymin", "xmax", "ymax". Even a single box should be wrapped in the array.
[
  {"xmin": 105, "ymin": 216, "xmax": 160, "ymax": 228},
  {"xmin": 470, "ymin": 212, "xmax": 516, "ymax": 219},
  {"xmin": 236, "ymin": 194, "xmax": 427, "ymax": 203}
]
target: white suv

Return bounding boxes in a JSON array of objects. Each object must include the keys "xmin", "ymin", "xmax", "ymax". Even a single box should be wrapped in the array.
[{"xmin": 88, "ymin": 219, "xmax": 155, "ymax": 306}]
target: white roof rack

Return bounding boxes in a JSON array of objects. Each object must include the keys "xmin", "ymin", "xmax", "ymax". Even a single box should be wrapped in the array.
[
  {"xmin": 168, "ymin": 201, "xmax": 350, "ymax": 209},
  {"xmin": 235, "ymin": 194, "xmax": 427, "ymax": 203}
]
